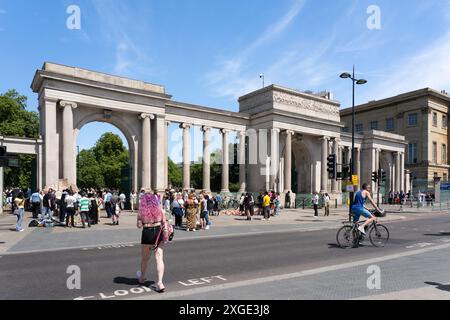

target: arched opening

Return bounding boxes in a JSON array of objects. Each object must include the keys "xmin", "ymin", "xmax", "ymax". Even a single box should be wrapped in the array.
[
  {"xmin": 292, "ymin": 138, "xmax": 313, "ymax": 195},
  {"xmin": 74, "ymin": 119, "xmax": 136, "ymax": 202}
]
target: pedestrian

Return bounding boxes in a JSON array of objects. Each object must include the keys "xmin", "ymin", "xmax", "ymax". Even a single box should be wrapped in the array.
[
  {"xmin": 324, "ymin": 193, "xmax": 330, "ymax": 217},
  {"xmin": 131, "ymin": 190, "xmax": 137, "ymax": 213},
  {"xmin": 185, "ymin": 193, "xmax": 197, "ymax": 232},
  {"xmin": 239, "ymin": 193, "xmax": 245, "ymax": 216},
  {"xmin": 30, "ymin": 189, "xmax": 42, "ymax": 219},
  {"xmin": 119, "ymin": 192, "xmax": 126, "ymax": 210},
  {"xmin": 262, "ymin": 191, "xmax": 271, "ymax": 221},
  {"xmin": 78, "ymin": 192, "xmax": 91, "ymax": 228},
  {"xmin": 137, "ymin": 191, "xmax": 167, "ymax": 293},
  {"xmin": 111, "ymin": 191, "xmax": 120, "ymax": 225},
  {"xmin": 172, "ymin": 193, "xmax": 185, "ymax": 229},
  {"xmin": 42, "ymin": 188, "xmax": 54, "ymax": 220},
  {"xmin": 274, "ymin": 193, "xmax": 281, "ymax": 216},
  {"xmin": 312, "ymin": 192, "xmax": 319, "ymax": 218},
  {"xmin": 89, "ymin": 193, "xmax": 99, "ymax": 225},
  {"xmin": 59, "ymin": 189, "xmax": 68, "ymax": 224},
  {"xmin": 244, "ymin": 193, "xmax": 255, "ymax": 221},
  {"xmin": 65, "ymin": 190, "xmax": 76, "ymax": 228},
  {"xmin": 285, "ymin": 191, "xmax": 291, "ymax": 209},
  {"xmin": 13, "ymin": 192, "xmax": 25, "ymax": 232}
]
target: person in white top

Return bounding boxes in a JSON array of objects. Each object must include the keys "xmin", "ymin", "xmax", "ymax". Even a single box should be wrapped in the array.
[
  {"xmin": 324, "ymin": 193, "xmax": 331, "ymax": 217},
  {"xmin": 65, "ymin": 191, "xmax": 77, "ymax": 228},
  {"xmin": 119, "ymin": 192, "xmax": 126, "ymax": 210},
  {"xmin": 312, "ymin": 192, "xmax": 319, "ymax": 218},
  {"xmin": 130, "ymin": 190, "xmax": 137, "ymax": 213}
]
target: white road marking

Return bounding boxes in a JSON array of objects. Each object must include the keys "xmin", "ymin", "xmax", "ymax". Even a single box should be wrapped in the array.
[
  {"xmin": 132, "ymin": 242, "xmax": 450, "ymax": 300},
  {"xmin": 406, "ymin": 243, "xmax": 435, "ymax": 249},
  {"xmin": 74, "ymin": 296, "xmax": 95, "ymax": 300},
  {"xmin": 179, "ymin": 275, "xmax": 227, "ymax": 287}
]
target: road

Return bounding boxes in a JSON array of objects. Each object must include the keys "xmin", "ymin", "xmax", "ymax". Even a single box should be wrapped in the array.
[{"xmin": 1, "ymin": 214, "xmax": 450, "ymax": 300}]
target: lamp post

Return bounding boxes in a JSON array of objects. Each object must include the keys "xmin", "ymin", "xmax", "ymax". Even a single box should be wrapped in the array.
[
  {"xmin": 340, "ymin": 66, "xmax": 367, "ymax": 222},
  {"xmin": 260, "ymin": 73, "xmax": 265, "ymax": 88}
]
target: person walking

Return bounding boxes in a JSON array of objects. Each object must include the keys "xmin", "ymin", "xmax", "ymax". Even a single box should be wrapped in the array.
[
  {"xmin": 199, "ymin": 194, "xmax": 209, "ymax": 230},
  {"xmin": 185, "ymin": 193, "xmax": 197, "ymax": 232},
  {"xmin": 262, "ymin": 192, "xmax": 271, "ymax": 221},
  {"xmin": 131, "ymin": 190, "xmax": 137, "ymax": 213},
  {"xmin": 312, "ymin": 192, "xmax": 319, "ymax": 218},
  {"xmin": 274, "ymin": 193, "xmax": 281, "ymax": 216},
  {"xmin": 79, "ymin": 192, "xmax": 91, "ymax": 228},
  {"xmin": 13, "ymin": 192, "xmax": 25, "ymax": 232},
  {"xmin": 137, "ymin": 192, "xmax": 167, "ymax": 293},
  {"xmin": 324, "ymin": 193, "xmax": 330, "ymax": 217},
  {"xmin": 111, "ymin": 191, "xmax": 120, "ymax": 225},
  {"xmin": 59, "ymin": 189, "xmax": 68, "ymax": 224},
  {"xmin": 89, "ymin": 193, "xmax": 99, "ymax": 225},
  {"xmin": 65, "ymin": 191, "xmax": 76, "ymax": 228},
  {"xmin": 104, "ymin": 189, "xmax": 112, "ymax": 218},
  {"xmin": 119, "ymin": 192, "xmax": 126, "ymax": 210},
  {"xmin": 42, "ymin": 188, "xmax": 54, "ymax": 220},
  {"xmin": 172, "ymin": 193, "xmax": 185, "ymax": 229},
  {"xmin": 285, "ymin": 191, "xmax": 291, "ymax": 209},
  {"xmin": 244, "ymin": 193, "xmax": 255, "ymax": 221}
]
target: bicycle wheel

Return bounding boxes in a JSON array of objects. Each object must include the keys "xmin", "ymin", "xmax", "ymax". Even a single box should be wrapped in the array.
[
  {"xmin": 369, "ymin": 224, "xmax": 390, "ymax": 247},
  {"xmin": 336, "ymin": 225, "xmax": 357, "ymax": 249}
]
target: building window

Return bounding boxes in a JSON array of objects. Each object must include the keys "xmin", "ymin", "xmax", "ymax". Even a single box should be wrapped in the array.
[
  {"xmin": 386, "ymin": 118, "xmax": 394, "ymax": 131},
  {"xmin": 408, "ymin": 113, "xmax": 418, "ymax": 127},
  {"xmin": 356, "ymin": 124, "xmax": 363, "ymax": 133},
  {"xmin": 443, "ymin": 115, "xmax": 448, "ymax": 129},
  {"xmin": 433, "ymin": 112, "xmax": 438, "ymax": 127},
  {"xmin": 341, "ymin": 127, "xmax": 349, "ymax": 133},
  {"xmin": 408, "ymin": 143, "xmax": 418, "ymax": 164},
  {"xmin": 370, "ymin": 121, "xmax": 378, "ymax": 130},
  {"xmin": 433, "ymin": 142, "xmax": 438, "ymax": 164},
  {"xmin": 443, "ymin": 144, "xmax": 447, "ymax": 165}
]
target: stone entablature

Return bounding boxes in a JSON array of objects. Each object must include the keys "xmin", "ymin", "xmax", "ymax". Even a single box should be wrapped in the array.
[{"xmin": 239, "ymin": 85, "xmax": 341, "ymax": 123}]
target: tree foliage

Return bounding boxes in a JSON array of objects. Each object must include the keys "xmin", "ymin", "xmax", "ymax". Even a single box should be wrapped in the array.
[
  {"xmin": 77, "ymin": 133, "xmax": 129, "ymax": 190},
  {"xmin": 0, "ymin": 90, "xmax": 40, "ymax": 189}
]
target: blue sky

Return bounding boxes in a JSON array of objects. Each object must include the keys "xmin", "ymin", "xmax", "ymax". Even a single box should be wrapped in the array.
[{"xmin": 1, "ymin": 0, "xmax": 450, "ymax": 162}]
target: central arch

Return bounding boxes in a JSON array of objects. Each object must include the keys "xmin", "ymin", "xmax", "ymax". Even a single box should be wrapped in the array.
[
  {"xmin": 292, "ymin": 137, "xmax": 314, "ymax": 194},
  {"xmin": 73, "ymin": 111, "xmax": 139, "ymax": 192}
]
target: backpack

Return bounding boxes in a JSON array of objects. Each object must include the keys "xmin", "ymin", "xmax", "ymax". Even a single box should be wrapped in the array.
[{"xmin": 29, "ymin": 220, "xmax": 39, "ymax": 228}]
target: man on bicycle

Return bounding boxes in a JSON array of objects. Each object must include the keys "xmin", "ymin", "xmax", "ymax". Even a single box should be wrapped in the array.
[{"xmin": 352, "ymin": 183, "xmax": 383, "ymax": 235}]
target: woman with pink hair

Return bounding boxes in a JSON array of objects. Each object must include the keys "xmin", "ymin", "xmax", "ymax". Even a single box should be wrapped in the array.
[{"xmin": 136, "ymin": 190, "xmax": 167, "ymax": 293}]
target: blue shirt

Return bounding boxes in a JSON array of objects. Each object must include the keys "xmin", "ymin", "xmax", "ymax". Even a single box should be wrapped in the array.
[{"xmin": 353, "ymin": 191, "xmax": 366, "ymax": 208}]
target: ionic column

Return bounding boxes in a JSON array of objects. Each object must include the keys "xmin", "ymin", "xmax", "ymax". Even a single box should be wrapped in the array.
[
  {"xmin": 284, "ymin": 130, "xmax": 295, "ymax": 193},
  {"xmin": 60, "ymin": 101, "xmax": 77, "ymax": 185},
  {"xmin": 321, "ymin": 136, "xmax": 330, "ymax": 193},
  {"xmin": 395, "ymin": 152, "xmax": 401, "ymax": 192},
  {"xmin": 400, "ymin": 152, "xmax": 405, "ymax": 192},
  {"xmin": 140, "ymin": 113, "xmax": 154, "ymax": 190},
  {"xmin": 165, "ymin": 121, "xmax": 171, "ymax": 189},
  {"xmin": 221, "ymin": 129, "xmax": 230, "ymax": 193},
  {"xmin": 42, "ymin": 97, "xmax": 59, "ymax": 188},
  {"xmin": 331, "ymin": 138, "xmax": 340, "ymax": 193},
  {"xmin": 154, "ymin": 115, "xmax": 166, "ymax": 192},
  {"xmin": 270, "ymin": 128, "xmax": 280, "ymax": 189},
  {"xmin": 181, "ymin": 123, "xmax": 192, "ymax": 190},
  {"xmin": 202, "ymin": 126, "xmax": 212, "ymax": 192},
  {"xmin": 238, "ymin": 130, "xmax": 247, "ymax": 193}
]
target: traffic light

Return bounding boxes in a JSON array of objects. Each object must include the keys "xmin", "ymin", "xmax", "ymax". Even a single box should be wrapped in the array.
[
  {"xmin": 342, "ymin": 165, "xmax": 351, "ymax": 181},
  {"xmin": 379, "ymin": 169, "xmax": 387, "ymax": 185},
  {"xmin": 371, "ymin": 171, "xmax": 378, "ymax": 183},
  {"xmin": 0, "ymin": 146, "xmax": 7, "ymax": 167},
  {"xmin": 0, "ymin": 146, "xmax": 6, "ymax": 157},
  {"xmin": 327, "ymin": 154, "xmax": 337, "ymax": 180}
]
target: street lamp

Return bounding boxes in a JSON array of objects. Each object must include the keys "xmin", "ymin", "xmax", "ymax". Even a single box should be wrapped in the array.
[
  {"xmin": 260, "ymin": 73, "xmax": 265, "ymax": 88},
  {"xmin": 340, "ymin": 66, "xmax": 367, "ymax": 222}
]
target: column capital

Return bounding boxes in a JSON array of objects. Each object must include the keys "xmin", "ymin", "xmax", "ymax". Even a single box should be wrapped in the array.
[
  {"xmin": 271, "ymin": 128, "xmax": 281, "ymax": 134},
  {"xmin": 202, "ymin": 126, "xmax": 212, "ymax": 133},
  {"xmin": 139, "ymin": 113, "xmax": 155, "ymax": 120},
  {"xmin": 238, "ymin": 130, "xmax": 246, "ymax": 137},
  {"xmin": 320, "ymin": 136, "xmax": 330, "ymax": 142},
  {"xmin": 285, "ymin": 130, "xmax": 295, "ymax": 136},
  {"xmin": 60, "ymin": 101, "xmax": 78, "ymax": 109},
  {"xmin": 180, "ymin": 123, "xmax": 192, "ymax": 130},
  {"xmin": 165, "ymin": 120, "xmax": 171, "ymax": 126},
  {"xmin": 220, "ymin": 128, "xmax": 231, "ymax": 135}
]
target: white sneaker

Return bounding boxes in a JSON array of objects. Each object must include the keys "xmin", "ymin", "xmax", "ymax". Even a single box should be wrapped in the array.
[
  {"xmin": 205, "ymin": 225, "xmax": 210, "ymax": 230},
  {"xmin": 136, "ymin": 270, "xmax": 142, "ymax": 279},
  {"xmin": 358, "ymin": 226, "xmax": 366, "ymax": 235},
  {"xmin": 262, "ymin": 218, "xmax": 266, "ymax": 221}
]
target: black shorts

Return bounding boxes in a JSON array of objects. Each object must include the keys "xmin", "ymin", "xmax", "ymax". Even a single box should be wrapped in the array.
[
  {"xmin": 141, "ymin": 227, "xmax": 162, "ymax": 247},
  {"xmin": 200, "ymin": 211, "xmax": 208, "ymax": 219}
]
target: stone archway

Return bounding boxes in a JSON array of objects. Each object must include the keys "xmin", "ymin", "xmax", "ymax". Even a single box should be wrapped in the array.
[
  {"xmin": 292, "ymin": 137, "xmax": 314, "ymax": 194},
  {"xmin": 74, "ymin": 111, "xmax": 139, "ymax": 192}
]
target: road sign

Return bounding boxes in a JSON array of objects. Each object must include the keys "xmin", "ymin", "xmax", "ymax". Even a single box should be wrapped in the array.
[
  {"xmin": 352, "ymin": 175, "xmax": 359, "ymax": 186},
  {"xmin": 346, "ymin": 185, "xmax": 355, "ymax": 192},
  {"xmin": 441, "ymin": 182, "xmax": 450, "ymax": 191},
  {"xmin": 8, "ymin": 158, "xmax": 19, "ymax": 168}
]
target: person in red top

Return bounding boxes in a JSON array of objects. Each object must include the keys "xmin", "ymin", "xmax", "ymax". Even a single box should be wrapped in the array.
[{"xmin": 137, "ymin": 190, "xmax": 167, "ymax": 293}]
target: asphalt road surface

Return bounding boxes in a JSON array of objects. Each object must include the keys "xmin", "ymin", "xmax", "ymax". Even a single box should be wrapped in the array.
[{"xmin": 1, "ymin": 214, "xmax": 450, "ymax": 300}]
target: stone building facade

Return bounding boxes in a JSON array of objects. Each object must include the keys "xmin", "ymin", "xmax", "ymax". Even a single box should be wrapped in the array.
[{"xmin": 341, "ymin": 88, "xmax": 450, "ymax": 184}]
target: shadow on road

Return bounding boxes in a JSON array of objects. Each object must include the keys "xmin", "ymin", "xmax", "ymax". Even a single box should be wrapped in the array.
[
  {"xmin": 114, "ymin": 276, "xmax": 155, "ymax": 287},
  {"xmin": 425, "ymin": 282, "xmax": 450, "ymax": 292},
  {"xmin": 424, "ymin": 232, "xmax": 450, "ymax": 237}
]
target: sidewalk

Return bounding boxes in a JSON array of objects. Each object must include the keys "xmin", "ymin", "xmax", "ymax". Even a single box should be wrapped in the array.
[{"xmin": 0, "ymin": 206, "xmax": 425, "ymax": 255}]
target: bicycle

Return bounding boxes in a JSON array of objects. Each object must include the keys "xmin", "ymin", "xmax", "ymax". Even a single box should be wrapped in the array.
[{"xmin": 336, "ymin": 209, "xmax": 390, "ymax": 249}]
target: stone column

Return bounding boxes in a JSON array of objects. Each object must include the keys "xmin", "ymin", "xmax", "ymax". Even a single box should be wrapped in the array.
[
  {"xmin": 181, "ymin": 123, "xmax": 191, "ymax": 190},
  {"xmin": 405, "ymin": 170, "xmax": 411, "ymax": 193},
  {"xmin": 355, "ymin": 148, "xmax": 361, "ymax": 190},
  {"xmin": 165, "ymin": 121, "xmax": 171, "ymax": 189},
  {"xmin": 284, "ymin": 130, "xmax": 294, "ymax": 193},
  {"xmin": 202, "ymin": 126, "xmax": 212, "ymax": 192},
  {"xmin": 42, "ymin": 97, "xmax": 59, "ymax": 188},
  {"xmin": 331, "ymin": 138, "xmax": 340, "ymax": 193},
  {"xmin": 154, "ymin": 115, "xmax": 166, "ymax": 192},
  {"xmin": 270, "ymin": 129, "xmax": 280, "ymax": 190},
  {"xmin": 400, "ymin": 152, "xmax": 405, "ymax": 192},
  {"xmin": 320, "ymin": 136, "xmax": 330, "ymax": 193},
  {"xmin": 395, "ymin": 152, "xmax": 401, "ymax": 192},
  {"xmin": 221, "ymin": 129, "xmax": 230, "ymax": 193},
  {"xmin": 60, "ymin": 101, "xmax": 77, "ymax": 186},
  {"xmin": 140, "ymin": 113, "xmax": 154, "ymax": 190},
  {"xmin": 238, "ymin": 130, "xmax": 247, "ymax": 193}
]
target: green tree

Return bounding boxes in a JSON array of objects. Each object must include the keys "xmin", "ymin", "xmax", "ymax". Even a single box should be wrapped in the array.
[
  {"xmin": 0, "ymin": 90, "xmax": 40, "ymax": 189},
  {"xmin": 168, "ymin": 158, "xmax": 182, "ymax": 188},
  {"xmin": 77, "ymin": 149, "xmax": 105, "ymax": 189}
]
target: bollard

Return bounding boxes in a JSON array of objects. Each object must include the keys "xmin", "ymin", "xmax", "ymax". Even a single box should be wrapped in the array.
[
  {"xmin": 302, "ymin": 199, "xmax": 305, "ymax": 210},
  {"xmin": 335, "ymin": 199, "xmax": 338, "ymax": 209}
]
